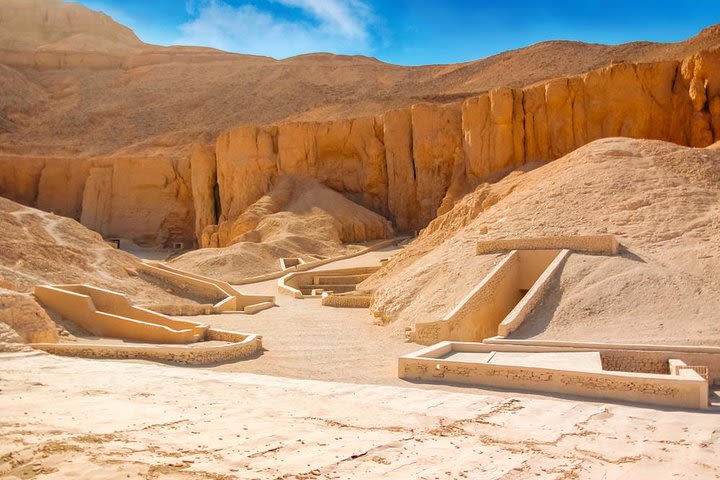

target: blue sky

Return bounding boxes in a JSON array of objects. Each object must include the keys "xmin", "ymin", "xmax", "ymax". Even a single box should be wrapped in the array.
[{"xmin": 77, "ymin": 0, "xmax": 720, "ymax": 65}]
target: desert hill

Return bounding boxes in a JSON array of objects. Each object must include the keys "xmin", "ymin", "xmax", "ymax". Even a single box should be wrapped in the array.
[
  {"xmin": 0, "ymin": 194, "xmax": 224, "ymax": 349},
  {"xmin": 0, "ymin": 0, "xmax": 142, "ymax": 52},
  {"xmin": 171, "ymin": 175, "xmax": 392, "ymax": 282},
  {"xmin": 1, "ymin": 0, "xmax": 720, "ymax": 158},
  {"xmin": 362, "ymin": 137, "xmax": 720, "ymax": 345},
  {"xmin": 0, "ymin": 1, "xmax": 719, "ymax": 250},
  {"xmin": 0, "ymin": 195, "xmax": 207, "ymax": 307}
]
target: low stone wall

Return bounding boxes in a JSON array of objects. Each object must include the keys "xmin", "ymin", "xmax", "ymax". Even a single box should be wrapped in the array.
[
  {"xmin": 279, "ymin": 266, "xmax": 380, "ymax": 298},
  {"xmin": 399, "ymin": 342, "xmax": 709, "ymax": 410},
  {"xmin": 476, "ymin": 235, "xmax": 619, "ymax": 255},
  {"xmin": 280, "ymin": 258, "xmax": 305, "ymax": 270},
  {"xmin": 484, "ymin": 338, "xmax": 720, "ymax": 385},
  {"xmin": 321, "ymin": 294, "xmax": 373, "ymax": 308},
  {"xmin": 34, "ymin": 284, "xmax": 207, "ymax": 344},
  {"xmin": 412, "ymin": 252, "xmax": 519, "ymax": 344},
  {"xmin": 497, "ymin": 250, "xmax": 570, "ymax": 336},
  {"xmin": 30, "ymin": 329, "xmax": 262, "ymax": 365},
  {"xmin": 140, "ymin": 261, "xmax": 275, "ymax": 313},
  {"xmin": 140, "ymin": 263, "xmax": 227, "ymax": 304},
  {"xmin": 235, "ymin": 237, "xmax": 401, "ymax": 285},
  {"xmin": 412, "ymin": 249, "xmax": 565, "ymax": 345}
]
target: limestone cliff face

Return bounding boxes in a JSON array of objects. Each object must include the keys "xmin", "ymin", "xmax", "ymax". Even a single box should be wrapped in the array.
[
  {"xmin": 0, "ymin": 154, "xmax": 195, "ymax": 248},
  {"xmin": 204, "ymin": 49, "xmax": 720, "ymax": 246},
  {"xmin": 190, "ymin": 144, "xmax": 218, "ymax": 245},
  {"xmin": 2, "ymin": 49, "xmax": 719, "ymax": 248}
]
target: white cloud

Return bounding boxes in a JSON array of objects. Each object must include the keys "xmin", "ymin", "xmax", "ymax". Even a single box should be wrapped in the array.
[{"xmin": 175, "ymin": 0, "xmax": 376, "ymax": 59}]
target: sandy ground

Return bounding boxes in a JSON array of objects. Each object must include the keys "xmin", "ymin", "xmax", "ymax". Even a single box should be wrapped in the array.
[
  {"xmin": 192, "ymin": 245, "xmax": 418, "ymax": 384},
  {"xmin": 2, "ymin": 351, "xmax": 720, "ymax": 480}
]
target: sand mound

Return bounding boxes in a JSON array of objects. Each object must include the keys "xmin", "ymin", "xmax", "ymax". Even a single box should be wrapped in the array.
[
  {"xmin": 0, "ymin": 195, "xmax": 220, "ymax": 347},
  {"xmin": 172, "ymin": 176, "xmax": 393, "ymax": 282},
  {"xmin": 0, "ymin": 195, "xmax": 209, "ymax": 307},
  {"xmin": 364, "ymin": 138, "xmax": 720, "ymax": 345}
]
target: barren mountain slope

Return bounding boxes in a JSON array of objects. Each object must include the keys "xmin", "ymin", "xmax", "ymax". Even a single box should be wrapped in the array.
[
  {"xmin": 171, "ymin": 176, "xmax": 392, "ymax": 282},
  {"xmin": 0, "ymin": 196, "xmax": 206, "ymax": 307},
  {"xmin": 2, "ymin": 0, "xmax": 720, "ymax": 157},
  {"xmin": 363, "ymin": 138, "xmax": 720, "ymax": 345}
]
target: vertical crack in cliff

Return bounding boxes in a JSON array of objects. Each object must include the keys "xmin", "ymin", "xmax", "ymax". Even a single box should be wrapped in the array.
[
  {"xmin": 212, "ymin": 183, "xmax": 221, "ymax": 220},
  {"xmin": 701, "ymin": 80, "xmax": 711, "ymax": 114},
  {"xmin": 633, "ymin": 64, "xmax": 666, "ymax": 110},
  {"xmin": 670, "ymin": 64, "xmax": 680, "ymax": 93},
  {"xmin": 31, "ymin": 160, "xmax": 47, "ymax": 208},
  {"xmin": 521, "ymin": 91, "xmax": 529, "ymax": 163},
  {"xmin": 271, "ymin": 127, "xmax": 280, "ymax": 175},
  {"xmin": 409, "ymin": 120, "xmax": 417, "ymax": 182},
  {"xmin": 568, "ymin": 83, "xmax": 577, "ymax": 150}
]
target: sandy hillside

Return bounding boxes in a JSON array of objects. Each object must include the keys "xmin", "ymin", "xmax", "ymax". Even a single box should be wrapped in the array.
[
  {"xmin": 0, "ymin": 196, "xmax": 212, "ymax": 307},
  {"xmin": 2, "ymin": 0, "xmax": 720, "ymax": 158},
  {"xmin": 172, "ymin": 175, "xmax": 392, "ymax": 282},
  {"xmin": 363, "ymin": 138, "xmax": 720, "ymax": 345}
]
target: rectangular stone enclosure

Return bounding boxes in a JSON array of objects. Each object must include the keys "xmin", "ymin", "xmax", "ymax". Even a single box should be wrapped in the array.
[
  {"xmin": 400, "ymin": 342, "xmax": 710, "ymax": 410},
  {"xmin": 411, "ymin": 249, "xmax": 568, "ymax": 344}
]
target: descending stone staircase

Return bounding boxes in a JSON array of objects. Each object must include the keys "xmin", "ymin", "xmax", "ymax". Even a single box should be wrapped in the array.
[
  {"xmin": 279, "ymin": 267, "xmax": 379, "ymax": 298},
  {"xmin": 297, "ymin": 272, "xmax": 374, "ymax": 296}
]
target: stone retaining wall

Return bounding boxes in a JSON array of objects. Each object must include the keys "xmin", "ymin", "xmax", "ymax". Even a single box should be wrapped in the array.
[
  {"xmin": 30, "ymin": 329, "xmax": 262, "ymax": 365},
  {"xmin": 321, "ymin": 294, "xmax": 373, "ymax": 308},
  {"xmin": 484, "ymin": 338, "xmax": 720, "ymax": 385},
  {"xmin": 476, "ymin": 235, "xmax": 619, "ymax": 255},
  {"xmin": 399, "ymin": 342, "xmax": 709, "ymax": 409}
]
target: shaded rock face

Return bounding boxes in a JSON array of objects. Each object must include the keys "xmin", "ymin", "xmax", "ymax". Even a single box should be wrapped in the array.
[
  {"xmin": 202, "ymin": 49, "xmax": 720, "ymax": 243},
  {"xmin": 0, "ymin": 154, "xmax": 195, "ymax": 248},
  {"xmin": 199, "ymin": 175, "xmax": 393, "ymax": 249}
]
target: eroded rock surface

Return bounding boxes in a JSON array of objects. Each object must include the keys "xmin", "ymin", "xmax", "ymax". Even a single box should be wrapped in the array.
[{"xmin": 198, "ymin": 49, "xmax": 720, "ymax": 243}]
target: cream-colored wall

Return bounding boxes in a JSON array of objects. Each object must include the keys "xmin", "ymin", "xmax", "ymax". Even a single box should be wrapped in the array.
[
  {"xmin": 412, "ymin": 252, "xmax": 520, "ymax": 344},
  {"xmin": 484, "ymin": 338, "xmax": 720, "ymax": 385},
  {"xmin": 140, "ymin": 263, "xmax": 227, "ymax": 303},
  {"xmin": 34, "ymin": 285, "xmax": 206, "ymax": 344},
  {"xmin": 280, "ymin": 258, "xmax": 304, "ymax": 270},
  {"xmin": 31, "ymin": 329, "xmax": 262, "ymax": 365},
  {"xmin": 321, "ymin": 294, "xmax": 373, "ymax": 308},
  {"xmin": 498, "ymin": 250, "xmax": 570, "ymax": 337},
  {"xmin": 413, "ymin": 249, "xmax": 564, "ymax": 344},
  {"xmin": 235, "ymin": 238, "xmax": 400, "ymax": 285},
  {"xmin": 476, "ymin": 235, "xmax": 619, "ymax": 255},
  {"xmin": 140, "ymin": 261, "xmax": 275, "ymax": 312},
  {"xmin": 53, "ymin": 285, "xmax": 203, "ymax": 332},
  {"xmin": 399, "ymin": 342, "xmax": 709, "ymax": 409},
  {"xmin": 279, "ymin": 266, "xmax": 380, "ymax": 298}
]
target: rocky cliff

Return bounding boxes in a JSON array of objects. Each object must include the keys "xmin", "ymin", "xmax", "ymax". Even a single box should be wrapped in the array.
[
  {"xmin": 197, "ymin": 48, "xmax": 719, "ymax": 246},
  {"xmin": 1, "ymin": 47, "xmax": 717, "ymax": 248},
  {"xmin": 1, "ymin": 1, "xmax": 719, "ymax": 247},
  {"xmin": 0, "ymin": 154, "xmax": 195, "ymax": 247}
]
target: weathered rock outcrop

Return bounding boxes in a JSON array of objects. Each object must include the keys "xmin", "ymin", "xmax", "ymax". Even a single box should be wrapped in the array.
[
  {"xmin": 190, "ymin": 144, "xmax": 218, "ymax": 245},
  {"xmin": 200, "ymin": 48, "xmax": 720, "ymax": 245},
  {"xmin": 202, "ymin": 175, "xmax": 392, "ymax": 248},
  {"xmin": 0, "ymin": 154, "xmax": 195, "ymax": 247},
  {"xmin": 174, "ymin": 175, "xmax": 393, "ymax": 280},
  {"xmin": 2, "ymin": 46, "xmax": 718, "ymax": 248}
]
